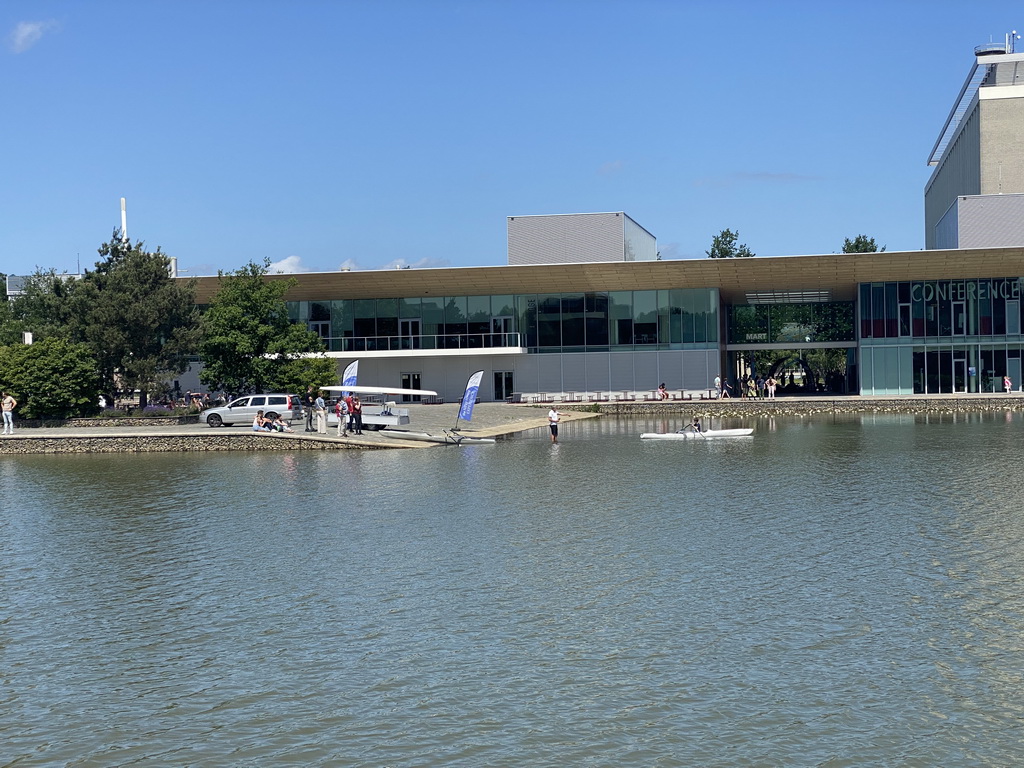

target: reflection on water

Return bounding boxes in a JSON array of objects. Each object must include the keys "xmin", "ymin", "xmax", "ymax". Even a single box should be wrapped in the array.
[{"xmin": 3, "ymin": 413, "xmax": 1024, "ymax": 765}]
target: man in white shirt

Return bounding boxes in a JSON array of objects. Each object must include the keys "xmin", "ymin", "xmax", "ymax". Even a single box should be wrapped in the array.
[{"xmin": 547, "ymin": 407, "xmax": 561, "ymax": 443}]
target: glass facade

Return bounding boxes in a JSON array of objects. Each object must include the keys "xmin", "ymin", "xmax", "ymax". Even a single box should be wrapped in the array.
[
  {"xmin": 287, "ymin": 288, "xmax": 719, "ymax": 353},
  {"xmin": 859, "ymin": 278, "xmax": 1024, "ymax": 394},
  {"xmin": 727, "ymin": 302, "xmax": 855, "ymax": 344}
]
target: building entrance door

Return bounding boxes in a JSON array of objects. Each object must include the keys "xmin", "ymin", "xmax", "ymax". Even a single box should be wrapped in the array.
[
  {"xmin": 400, "ymin": 319, "xmax": 421, "ymax": 350},
  {"xmin": 493, "ymin": 371, "xmax": 514, "ymax": 401},
  {"xmin": 953, "ymin": 351, "xmax": 968, "ymax": 393},
  {"xmin": 400, "ymin": 372, "xmax": 422, "ymax": 402}
]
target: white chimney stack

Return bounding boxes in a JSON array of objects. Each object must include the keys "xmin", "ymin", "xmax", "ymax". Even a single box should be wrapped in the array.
[{"xmin": 120, "ymin": 197, "xmax": 127, "ymax": 241}]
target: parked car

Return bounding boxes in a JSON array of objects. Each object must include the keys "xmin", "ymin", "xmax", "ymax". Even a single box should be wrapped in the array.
[{"xmin": 200, "ymin": 394, "xmax": 301, "ymax": 427}]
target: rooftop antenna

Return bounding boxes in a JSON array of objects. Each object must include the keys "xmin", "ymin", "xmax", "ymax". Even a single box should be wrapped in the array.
[
  {"xmin": 120, "ymin": 197, "xmax": 128, "ymax": 242},
  {"xmin": 1008, "ymin": 29, "xmax": 1021, "ymax": 54}
]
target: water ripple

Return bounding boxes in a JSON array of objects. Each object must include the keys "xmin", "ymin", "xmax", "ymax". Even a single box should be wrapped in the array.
[{"xmin": 3, "ymin": 415, "xmax": 1024, "ymax": 765}]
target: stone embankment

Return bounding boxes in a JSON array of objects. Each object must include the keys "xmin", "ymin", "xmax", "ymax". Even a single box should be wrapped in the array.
[
  {"xmin": 0, "ymin": 431, "xmax": 397, "ymax": 455},
  {"xmin": 560, "ymin": 395, "xmax": 1024, "ymax": 417}
]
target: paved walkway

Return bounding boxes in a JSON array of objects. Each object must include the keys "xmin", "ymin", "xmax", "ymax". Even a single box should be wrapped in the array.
[{"xmin": 2, "ymin": 402, "xmax": 597, "ymax": 447}]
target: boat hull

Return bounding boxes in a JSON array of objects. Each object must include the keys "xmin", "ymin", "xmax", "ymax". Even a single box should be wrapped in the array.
[{"xmin": 640, "ymin": 428, "xmax": 753, "ymax": 440}]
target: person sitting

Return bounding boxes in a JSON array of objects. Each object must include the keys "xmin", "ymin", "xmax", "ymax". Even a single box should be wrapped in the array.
[
  {"xmin": 657, "ymin": 383, "xmax": 669, "ymax": 400},
  {"xmin": 252, "ymin": 410, "xmax": 272, "ymax": 432},
  {"xmin": 679, "ymin": 416, "xmax": 702, "ymax": 433},
  {"xmin": 271, "ymin": 415, "xmax": 293, "ymax": 433}
]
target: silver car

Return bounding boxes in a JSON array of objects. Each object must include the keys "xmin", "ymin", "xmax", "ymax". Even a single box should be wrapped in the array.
[{"xmin": 200, "ymin": 394, "xmax": 300, "ymax": 427}]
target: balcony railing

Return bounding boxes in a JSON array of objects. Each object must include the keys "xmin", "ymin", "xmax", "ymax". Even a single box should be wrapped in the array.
[{"xmin": 324, "ymin": 332, "xmax": 522, "ymax": 353}]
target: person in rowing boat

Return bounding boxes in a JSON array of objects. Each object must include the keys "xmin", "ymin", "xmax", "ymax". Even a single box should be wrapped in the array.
[{"xmin": 679, "ymin": 415, "xmax": 702, "ymax": 433}]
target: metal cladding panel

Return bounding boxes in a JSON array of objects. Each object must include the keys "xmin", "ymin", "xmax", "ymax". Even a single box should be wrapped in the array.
[
  {"xmin": 925, "ymin": 106, "xmax": 981, "ymax": 249},
  {"xmin": 535, "ymin": 356, "xmax": 564, "ymax": 393},
  {"xmin": 623, "ymin": 214, "xmax": 657, "ymax": 262},
  {"xmin": 508, "ymin": 213, "xmax": 627, "ymax": 265},
  {"xmin": 631, "ymin": 351, "xmax": 659, "ymax": 391},
  {"xmin": 935, "ymin": 200, "xmax": 960, "ymax": 249},
  {"xmin": 583, "ymin": 354, "xmax": 611, "ymax": 391},
  {"xmin": 958, "ymin": 194, "xmax": 1024, "ymax": 247}
]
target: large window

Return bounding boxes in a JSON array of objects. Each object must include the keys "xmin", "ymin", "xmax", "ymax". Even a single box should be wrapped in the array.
[
  {"xmin": 285, "ymin": 288, "xmax": 719, "ymax": 352},
  {"xmin": 726, "ymin": 302, "xmax": 855, "ymax": 344},
  {"xmin": 861, "ymin": 279, "xmax": 1024, "ymax": 339}
]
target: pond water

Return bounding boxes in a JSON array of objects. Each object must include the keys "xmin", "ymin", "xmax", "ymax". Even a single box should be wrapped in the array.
[{"xmin": 3, "ymin": 412, "xmax": 1024, "ymax": 766}]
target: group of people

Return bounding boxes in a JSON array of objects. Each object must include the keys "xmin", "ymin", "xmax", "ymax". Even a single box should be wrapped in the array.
[
  {"xmin": 714, "ymin": 375, "xmax": 779, "ymax": 399},
  {"xmin": 301, "ymin": 387, "xmax": 363, "ymax": 436},
  {"xmin": 252, "ymin": 411, "xmax": 293, "ymax": 433}
]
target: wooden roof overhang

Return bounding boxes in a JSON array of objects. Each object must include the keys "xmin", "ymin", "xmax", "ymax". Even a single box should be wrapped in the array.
[{"xmin": 189, "ymin": 247, "xmax": 1024, "ymax": 306}]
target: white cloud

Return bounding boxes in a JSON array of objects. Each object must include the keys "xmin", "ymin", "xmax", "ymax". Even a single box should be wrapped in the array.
[
  {"xmin": 598, "ymin": 160, "xmax": 624, "ymax": 176},
  {"xmin": 9, "ymin": 21, "xmax": 56, "ymax": 54},
  {"xmin": 268, "ymin": 255, "xmax": 309, "ymax": 274}
]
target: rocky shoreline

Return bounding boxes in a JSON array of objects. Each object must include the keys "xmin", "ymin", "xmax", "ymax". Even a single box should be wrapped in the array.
[{"xmin": 561, "ymin": 394, "xmax": 1024, "ymax": 417}]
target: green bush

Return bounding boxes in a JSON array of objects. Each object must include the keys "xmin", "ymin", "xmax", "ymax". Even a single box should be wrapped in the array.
[{"xmin": 0, "ymin": 338, "xmax": 101, "ymax": 419}]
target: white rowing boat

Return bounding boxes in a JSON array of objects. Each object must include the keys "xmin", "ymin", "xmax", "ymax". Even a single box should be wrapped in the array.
[{"xmin": 640, "ymin": 428, "xmax": 754, "ymax": 440}]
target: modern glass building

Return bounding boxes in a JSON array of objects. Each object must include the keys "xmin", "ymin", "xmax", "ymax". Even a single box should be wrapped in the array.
[
  {"xmin": 188, "ymin": 248, "xmax": 1024, "ymax": 400},
  {"xmin": 859, "ymin": 277, "xmax": 1024, "ymax": 394}
]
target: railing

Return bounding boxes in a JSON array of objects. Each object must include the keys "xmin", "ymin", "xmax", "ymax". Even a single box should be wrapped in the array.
[{"xmin": 325, "ymin": 332, "xmax": 521, "ymax": 353}]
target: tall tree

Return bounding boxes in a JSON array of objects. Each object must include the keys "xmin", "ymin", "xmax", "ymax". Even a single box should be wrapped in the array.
[
  {"xmin": 3, "ymin": 270, "xmax": 85, "ymax": 345},
  {"xmin": 199, "ymin": 260, "xmax": 333, "ymax": 396},
  {"xmin": 842, "ymin": 235, "xmax": 886, "ymax": 253},
  {"xmin": 706, "ymin": 228, "xmax": 755, "ymax": 258},
  {"xmin": 82, "ymin": 232, "xmax": 200, "ymax": 408}
]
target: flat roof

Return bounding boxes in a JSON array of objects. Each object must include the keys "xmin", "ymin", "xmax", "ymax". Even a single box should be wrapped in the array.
[{"xmin": 189, "ymin": 247, "xmax": 1024, "ymax": 305}]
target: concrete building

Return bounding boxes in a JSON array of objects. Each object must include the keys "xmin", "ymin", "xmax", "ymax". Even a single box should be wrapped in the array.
[
  {"xmin": 507, "ymin": 212, "xmax": 657, "ymax": 265},
  {"xmin": 926, "ymin": 39, "xmax": 1024, "ymax": 248}
]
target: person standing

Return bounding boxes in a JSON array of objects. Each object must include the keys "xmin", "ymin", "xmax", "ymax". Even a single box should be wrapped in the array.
[
  {"xmin": 766, "ymin": 375, "xmax": 777, "ymax": 399},
  {"xmin": 547, "ymin": 406, "xmax": 561, "ymax": 443},
  {"xmin": 335, "ymin": 397, "xmax": 349, "ymax": 437},
  {"xmin": 1004, "ymin": 375, "xmax": 1012, "ymax": 393},
  {"xmin": 2, "ymin": 392, "xmax": 16, "ymax": 435},
  {"xmin": 303, "ymin": 386, "xmax": 317, "ymax": 431},
  {"xmin": 345, "ymin": 393, "xmax": 356, "ymax": 433},
  {"xmin": 756, "ymin": 376, "xmax": 765, "ymax": 399},
  {"xmin": 314, "ymin": 390, "xmax": 328, "ymax": 434},
  {"xmin": 714, "ymin": 375, "xmax": 722, "ymax": 398},
  {"xmin": 351, "ymin": 396, "xmax": 363, "ymax": 435}
]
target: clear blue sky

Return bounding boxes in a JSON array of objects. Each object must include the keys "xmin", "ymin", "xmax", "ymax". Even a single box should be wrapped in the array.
[{"xmin": 3, "ymin": 1, "xmax": 1021, "ymax": 277}]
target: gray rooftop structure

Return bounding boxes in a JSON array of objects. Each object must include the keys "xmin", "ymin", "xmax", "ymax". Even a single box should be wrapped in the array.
[{"xmin": 507, "ymin": 212, "xmax": 657, "ymax": 266}]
